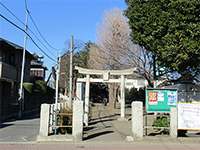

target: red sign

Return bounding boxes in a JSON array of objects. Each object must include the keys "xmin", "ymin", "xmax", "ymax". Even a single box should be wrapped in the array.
[{"xmin": 148, "ymin": 91, "xmax": 158, "ymax": 105}]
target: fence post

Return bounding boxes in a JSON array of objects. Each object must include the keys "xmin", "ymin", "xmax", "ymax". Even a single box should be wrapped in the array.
[
  {"xmin": 39, "ymin": 104, "xmax": 50, "ymax": 136},
  {"xmin": 132, "ymin": 101, "xmax": 143, "ymax": 140},
  {"xmin": 170, "ymin": 107, "xmax": 178, "ymax": 137},
  {"xmin": 73, "ymin": 100, "xmax": 83, "ymax": 142}
]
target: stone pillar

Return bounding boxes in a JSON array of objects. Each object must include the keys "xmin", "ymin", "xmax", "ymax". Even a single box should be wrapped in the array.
[
  {"xmin": 120, "ymin": 75, "xmax": 125, "ymax": 118},
  {"xmin": 84, "ymin": 74, "xmax": 90, "ymax": 126},
  {"xmin": 170, "ymin": 107, "xmax": 178, "ymax": 137},
  {"xmin": 76, "ymin": 82, "xmax": 84, "ymax": 101},
  {"xmin": 39, "ymin": 104, "xmax": 50, "ymax": 136},
  {"xmin": 132, "ymin": 101, "xmax": 143, "ymax": 140},
  {"xmin": 73, "ymin": 100, "xmax": 84, "ymax": 142},
  {"xmin": 85, "ymin": 74, "xmax": 90, "ymax": 113}
]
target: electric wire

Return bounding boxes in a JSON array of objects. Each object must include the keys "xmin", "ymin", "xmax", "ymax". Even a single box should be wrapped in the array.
[
  {"xmin": 28, "ymin": 13, "xmax": 58, "ymax": 57},
  {"xmin": 25, "ymin": 0, "xmax": 59, "ymax": 51},
  {"xmin": 25, "ymin": 0, "xmax": 28, "ymax": 10},
  {"xmin": 0, "ymin": 2, "xmax": 25, "ymax": 26},
  {"xmin": 0, "ymin": 14, "xmax": 57, "ymax": 62},
  {"xmin": 28, "ymin": 13, "xmax": 59, "ymax": 51},
  {"xmin": 0, "ymin": 1, "xmax": 58, "ymax": 58}
]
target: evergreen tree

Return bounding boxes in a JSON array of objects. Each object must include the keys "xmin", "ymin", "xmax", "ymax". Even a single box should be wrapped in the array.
[{"xmin": 125, "ymin": 0, "xmax": 200, "ymax": 81}]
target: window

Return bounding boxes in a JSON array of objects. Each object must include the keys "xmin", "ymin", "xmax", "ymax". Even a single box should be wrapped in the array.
[
  {"xmin": 2, "ymin": 51, "xmax": 7, "ymax": 62},
  {"xmin": 9, "ymin": 54, "xmax": 15, "ymax": 67}
]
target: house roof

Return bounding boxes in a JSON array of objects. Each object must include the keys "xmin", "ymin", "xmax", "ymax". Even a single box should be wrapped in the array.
[
  {"xmin": 0, "ymin": 38, "xmax": 23, "ymax": 49},
  {"xmin": 0, "ymin": 38, "xmax": 36, "ymax": 60},
  {"xmin": 31, "ymin": 60, "xmax": 48, "ymax": 70}
]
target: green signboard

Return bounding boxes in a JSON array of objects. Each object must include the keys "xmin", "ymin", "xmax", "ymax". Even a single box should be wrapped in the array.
[{"xmin": 146, "ymin": 88, "xmax": 178, "ymax": 113}]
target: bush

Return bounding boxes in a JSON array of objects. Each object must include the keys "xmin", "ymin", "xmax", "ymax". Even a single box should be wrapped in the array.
[
  {"xmin": 57, "ymin": 107, "xmax": 73, "ymax": 134},
  {"xmin": 35, "ymin": 80, "xmax": 47, "ymax": 95},
  {"xmin": 23, "ymin": 82, "xmax": 33, "ymax": 96},
  {"xmin": 153, "ymin": 116, "xmax": 169, "ymax": 135}
]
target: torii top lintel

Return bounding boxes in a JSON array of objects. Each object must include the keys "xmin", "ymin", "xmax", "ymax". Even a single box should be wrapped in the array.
[{"xmin": 75, "ymin": 66, "xmax": 136, "ymax": 75}]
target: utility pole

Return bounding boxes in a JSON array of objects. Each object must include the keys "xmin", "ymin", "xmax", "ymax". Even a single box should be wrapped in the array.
[
  {"xmin": 69, "ymin": 35, "xmax": 73, "ymax": 109},
  {"xmin": 18, "ymin": 9, "xmax": 29, "ymax": 118},
  {"xmin": 54, "ymin": 51, "xmax": 61, "ymax": 135}
]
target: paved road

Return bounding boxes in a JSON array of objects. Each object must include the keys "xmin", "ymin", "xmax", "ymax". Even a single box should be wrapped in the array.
[{"xmin": 0, "ymin": 114, "xmax": 40, "ymax": 142}]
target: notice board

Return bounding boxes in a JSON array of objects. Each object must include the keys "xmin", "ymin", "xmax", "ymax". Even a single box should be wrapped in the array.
[
  {"xmin": 146, "ymin": 88, "xmax": 178, "ymax": 113},
  {"xmin": 178, "ymin": 103, "xmax": 200, "ymax": 130}
]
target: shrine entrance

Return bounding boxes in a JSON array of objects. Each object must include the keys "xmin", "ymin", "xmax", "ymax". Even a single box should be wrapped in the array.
[{"xmin": 75, "ymin": 66, "xmax": 136, "ymax": 125}]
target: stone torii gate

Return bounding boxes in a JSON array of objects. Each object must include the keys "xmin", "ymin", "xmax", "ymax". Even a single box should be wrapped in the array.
[{"xmin": 75, "ymin": 66, "xmax": 136, "ymax": 123}]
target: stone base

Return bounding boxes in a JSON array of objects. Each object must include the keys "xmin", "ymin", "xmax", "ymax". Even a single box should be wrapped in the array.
[
  {"xmin": 84, "ymin": 113, "xmax": 88, "ymax": 126},
  {"xmin": 126, "ymin": 136, "xmax": 134, "ymax": 141},
  {"xmin": 36, "ymin": 135, "xmax": 74, "ymax": 142},
  {"xmin": 117, "ymin": 117, "xmax": 128, "ymax": 121}
]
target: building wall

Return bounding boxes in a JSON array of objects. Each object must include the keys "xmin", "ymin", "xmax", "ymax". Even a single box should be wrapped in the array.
[
  {"xmin": 125, "ymin": 79, "xmax": 148, "ymax": 90},
  {"xmin": 0, "ymin": 62, "xmax": 18, "ymax": 81},
  {"xmin": 0, "ymin": 39, "xmax": 33, "ymax": 120}
]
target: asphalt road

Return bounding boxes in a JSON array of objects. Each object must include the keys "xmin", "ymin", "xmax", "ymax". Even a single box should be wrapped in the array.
[{"xmin": 0, "ymin": 114, "xmax": 40, "ymax": 142}]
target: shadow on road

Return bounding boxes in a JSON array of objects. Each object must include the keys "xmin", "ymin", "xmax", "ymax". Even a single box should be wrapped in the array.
[
  {"xmin": 83, "ymin": 131, "xmax": 114, "ymax": 140},
  {"xmin": 0, "ymin": 113, "xmax": 40, "ymax": 129}
]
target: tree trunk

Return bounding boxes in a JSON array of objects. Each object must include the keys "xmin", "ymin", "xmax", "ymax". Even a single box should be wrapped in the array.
[{"xmin": 108, "ymin": 84, "xmax": 116, "ymax": 109}]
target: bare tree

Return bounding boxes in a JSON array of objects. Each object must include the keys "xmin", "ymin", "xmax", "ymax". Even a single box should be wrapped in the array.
[
  {"xmin": 88, "ymin": 8, "xmax": 133, "ymax": 109},
  {"xmin": 89, "ymin": 7, "xmax": 131, "ymax": 70},
  {"xmin": 59, "ymin": 39, "xmax": 85, "ymax": 95},
  {"xmin": 88, "ymin": 7, "xmax": 154, "ymax": 108}
]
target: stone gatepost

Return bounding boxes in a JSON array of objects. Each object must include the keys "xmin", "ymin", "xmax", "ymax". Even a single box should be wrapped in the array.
[
  {"xmin": 73, "ymin": 100, "xmax": 84, "ymax": 142},
  {"xmin": 170, "ymin": 107, "xmax": 178, "ymax": 137},
  {"xmin": 39, "ymin": 104, "xmax": 50, "ymax": 136},
  {"xmin": 76, "ymin": 82, "xmax": 84, "ymax": 101},
  {"xmin": 132, "ymin": 101, "xmax": 143, "ymax": 140}
]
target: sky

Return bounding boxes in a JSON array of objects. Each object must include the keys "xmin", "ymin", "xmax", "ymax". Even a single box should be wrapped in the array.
[{"xmin": 0, "ymin": 0, "xmax": 127, "ymax": 79}]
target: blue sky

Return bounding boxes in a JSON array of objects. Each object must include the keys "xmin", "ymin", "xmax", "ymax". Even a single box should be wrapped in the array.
[{"xmin": 0, "ymin": 0, "xmax": 127, "ymax": 79}]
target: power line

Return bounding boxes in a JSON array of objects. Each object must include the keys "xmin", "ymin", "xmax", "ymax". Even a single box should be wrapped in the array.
[
  {"xmin": 28, "ymin": 13, "xmax": 58, "ymax": 57},
  {"xmin": 25, "ymin": 0, "xmax": 28, "ymax": 10},
  {"xmin": 0, "ymin": 2, "xmax": 25, "ymax": 26},
  {"xmin": 28, "ymin": 13, "xmax": 59, "ymax": 51},
  {"xmin": 24, "ymin": 0, "xmax": 59, "ymax": 51},
  {"xmin": 0, "ymin": 2, "xmax": 57, "ymax": 59},
  {"xmin": 28, "ymin": 25, "xmax": 58, "ymax": 58},
  {"xmin": 0, "ymin": 14, "xmax": 57, "ymax": 62}
]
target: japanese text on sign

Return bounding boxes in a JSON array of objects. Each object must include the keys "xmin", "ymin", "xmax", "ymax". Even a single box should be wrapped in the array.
[{"xmin": 148, "ymin": 91, "xmax": 157, "ymax": 105}]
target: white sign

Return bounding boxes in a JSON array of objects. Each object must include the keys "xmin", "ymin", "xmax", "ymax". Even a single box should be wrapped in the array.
[
  {"xmin": 167, "ymin": 92, "xmax": 177, "ymax": 105},
  {"xmin": 178, "ymin": 103, "xmax": 200, "ymax": 130},
  {"xmin": 157, "ymin": 91, "xmax": 164, "ymax": 101}
]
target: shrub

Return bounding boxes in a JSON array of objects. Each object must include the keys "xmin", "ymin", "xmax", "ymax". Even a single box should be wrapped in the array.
[
  {"xmin": 57, "ymin": 107, "xmax": 73, "ymax": 134},
  {"xmin": 35, "ymin": 80, "xmax": 47, "ymax": 95},
  {"xmin": 23, "ymin": 82, "xmax": 33, "ymax": 95},
  {"xmin": 153, "ymin": 116, "xmax": 170, "ymax": 135}
]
